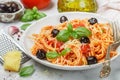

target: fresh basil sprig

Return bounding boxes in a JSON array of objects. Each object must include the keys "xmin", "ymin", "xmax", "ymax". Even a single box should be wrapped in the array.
[
  {"xmin": 70, "ymin": 31, "xmax": 78, "ymax": 39},
  {"xmin": 67, "ymin": 23, "xmax": 73, "ymax": 32},
  {"xmin": 19, "ymin": 65, "xmax": 35, "ymax": 77},
  {"xmin": 46, "ymin": 48, "xmax": 71, "ymax": 59},
  {"xmin": 75, "ymin": 27, "xmax": 92, "ymax": 37},
  {"xmin": 46, "ymin": 51, "xmax": 59, "ymax": 59},
  {"xmin": 56, "ymin": 23, "xmax": 91, "ymax": 42},
  {"xmin": 56, "ymin": 30, "xmax": 70, "ymax": 42},
  {"xmin": 21, "ymin": 7, "xmax": 46, "ymax": 22},
  {"xmin": 20, "ymin": 23, "xmax": 31, "ymax": 30},
  {"xmin": 60, "ymin": 48, "xmax": 71, "ymax": 56}
]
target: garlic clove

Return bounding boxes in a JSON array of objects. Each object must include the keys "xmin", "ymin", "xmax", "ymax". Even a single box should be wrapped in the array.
[{"xmin": 8, "ymin": 26, "xmax": 19, "ymax": 36}]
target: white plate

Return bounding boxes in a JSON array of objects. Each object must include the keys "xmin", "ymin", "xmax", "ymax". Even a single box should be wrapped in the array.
[{"xmin": 22, "ymin": 12, "xmax": 120, "ymax": 70}]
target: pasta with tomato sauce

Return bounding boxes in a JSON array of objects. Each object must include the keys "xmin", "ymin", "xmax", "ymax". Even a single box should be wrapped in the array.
[{"xmin": 31, "ymin": 18, "xmax": 117, "ymax": 66}]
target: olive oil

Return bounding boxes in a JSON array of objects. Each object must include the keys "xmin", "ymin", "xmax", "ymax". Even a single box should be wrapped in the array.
[{"xmin": 57, "ymin": 0, "xmax": 98, "ymax": 12}]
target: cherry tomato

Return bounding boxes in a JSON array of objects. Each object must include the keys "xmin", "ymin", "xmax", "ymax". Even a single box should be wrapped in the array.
[
  {"xmin": 56, "ymin": 41, "xmax": 63, "ymax": 48},
  {"xmin": 56, "ymin": 41, "xmax": 64, "ymax": 52},
  {"xmin": 81, "ymin": 44, "xmax": 91, "ymax": 54},
  {"xmin": 47, "ymin": 39, "xmax": 54, "ymax": 45},
  {"xmin": 21, "ymin": 0, "xmax": 51, "ymax": 9}
]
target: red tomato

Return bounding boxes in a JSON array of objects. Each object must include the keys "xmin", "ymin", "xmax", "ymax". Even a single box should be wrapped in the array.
[
  {"xmin": 56, "ymin": 41, "xmax": 63, "ymax": 48},
  {"xmin": 81, "ymin": 44, "xmax": 91, "ymax": 54},
  {"xmin": 47, "ymin": 39, "xmax": 54, "ymax": 45},
  {"xmin": 21, "ymin": 0, "xmax": 51, "ymax": 9},
  {"xmin": 56, "ymin": 41, "xmax": 64, "ymax": 52}
]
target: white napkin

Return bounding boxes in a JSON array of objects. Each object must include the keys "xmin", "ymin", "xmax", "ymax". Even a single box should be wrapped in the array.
[{"xmin": 96, "ymin": 0, "xmax": 120, "ymax": 20}]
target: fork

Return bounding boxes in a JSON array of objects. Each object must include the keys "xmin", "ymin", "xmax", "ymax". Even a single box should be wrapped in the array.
[{"xmin": 100, "ymin": 21, "xmax": 120, "ymax": 78}]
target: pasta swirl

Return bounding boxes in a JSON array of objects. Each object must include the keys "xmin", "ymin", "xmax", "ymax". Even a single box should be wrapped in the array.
[{"xmin": 31, "ymin": 19, "xmax": 117, "ymax": 66}]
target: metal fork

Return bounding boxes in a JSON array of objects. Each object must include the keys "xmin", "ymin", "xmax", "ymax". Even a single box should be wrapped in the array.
[{"xmin": 100, "ymin": 21, "xmax": 120, "ymax": 78}]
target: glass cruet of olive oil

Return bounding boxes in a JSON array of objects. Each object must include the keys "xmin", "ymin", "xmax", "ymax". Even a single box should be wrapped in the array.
[{"xmin": 57, "ymin": 0, "xmax": 98, "ymax": 12}]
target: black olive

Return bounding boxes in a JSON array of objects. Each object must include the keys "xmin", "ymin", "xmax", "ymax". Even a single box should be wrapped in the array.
[
  {"xmin": 88, "ymin": 18, "xmax": 98, "ymax": 25},
  {"xmin": 10, "ymin": 2, "xmax": 19, "ymax": 12},
  {"xmin": 7, "ymin": 7, "xmax": 13, "ymax": 13},
  {"xmin": 36, "ymin": 49, "xmax": 46, "ymax": 59},
  {"xmin": 10, "ymin": 2, "xmax": 18, "ymax": 8},
  {"xmin": 0, "ymin": 4, "xmax": 7, "ymax": 12},
  {"xmin": 60, "ymin": 16, "xmax": 68, "ymax": 23},
  {"xmin": 51, "ymin": 29, "xmax": 59, "ymax": 37},
  {"xmin": 87, "ymin": 56, "xmax": 97, "ymax": 65},
  {"xmin": 80, "ymin": 36, "xmax": 90, "ymax": 43},
  {"xmin": 0, "ymin": 4, "xmax": 6, "ymax": 8},
  {"xmin": 12, "ymin": 8, "xmax": 18, "ymax": 12},
  {"xmin": 0, "ymin": 2, "xmax": 20, "ymax": 13}
]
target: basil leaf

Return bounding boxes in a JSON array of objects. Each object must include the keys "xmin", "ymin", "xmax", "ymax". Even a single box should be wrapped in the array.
[
  {"xmin": 67, "ymin": 23, "xmax": 73, "ymax": 32},
  {"xmin": 56, "ymin": 30, "xmax": 70, "ymax": 42},
  {"xmin": 39, "ymin": 12, "xmax": 47, "ymax": 18},
  {"xmin": 34, "ymin": 14, "xmax": 41, "ymax": 20},
  {"xmin": 70, "ymin": 31, "xmax": 78, "ymax": 39},
  {"xmin": 20, "ymin": 23, "xmax": 31, "ymax": 30},
  {"xmin": 25, "ymin": 9, "xmax": 34, "ymax": 15},
  {"xmin": 19, "ymin": 65, "xmax": 35, "ymax": 77},
  {"xmin": 76, "ymin": 33, "xmax": 87, "ymax": 38},
  {"xmin": 75, "ymin": 27, "xmax": 92, "ymax": 37},
  {"xmin": 21, "ymin": 7, "xmax": 46, "ymax": 22},
  {"xmin": 21, "ymin": 14, "xmax": 34, "ymax": 22},
  {"xmin": 34, "ymin": 12, "xmax": 46, "ymax": 20},
  {"xmin": 46, "ymin": 51, "xmax": 59, "ymax": 59},
  {"xmin": 60, "ymin": 48, "xmax": 71, "ymax": 56}
]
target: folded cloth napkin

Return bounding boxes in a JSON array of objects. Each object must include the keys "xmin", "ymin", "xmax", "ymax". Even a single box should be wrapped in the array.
[{"xmin": 96, "ymin": 0, "xmax": 120, "ymax": 20}]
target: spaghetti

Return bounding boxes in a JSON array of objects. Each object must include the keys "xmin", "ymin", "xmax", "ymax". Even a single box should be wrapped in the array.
[{"xmin": 31, "ymin": 18, "xmax": 117, "ymax": 66}]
